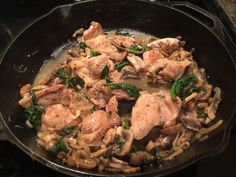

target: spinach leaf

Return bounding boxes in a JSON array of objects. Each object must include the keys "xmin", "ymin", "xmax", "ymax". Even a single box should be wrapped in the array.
[
  {"xmin": 114, "ymin": 135, "xmax": 124, "ymax": 148},
  {"xmin": 56, "ymin": 67, "xmax": 84, "ymax": 88},
  {"xmin": 122, "ymin": 116, "xmax": 130, "ymax": 129},
  {"xmin": 100, "ymin": 65, "xmax": 109, "ymax": 80},
  {"xmin": 90, "ymin": 49, "xmax": 101, "ymax": 57},
  {"xmin": 126, "ymin": 44, "xmax": 150, "ymax": 55},
  {"xmin": 197, "ymin": 109, "xmax": 207, "ymax": 119},
  {"xmin": 170, "ymin": 74, "xmax": 197, "ymax": 100},
  {"xmin": 107, "ymin": 83, "xmax": 141, "ymax": 99},
  {"xmin": 25, "ymin": 90, "xmax": 44, "ymax": 130},
  {"xmin": 51, "ymin": 138, "xmax": 69, "ymax": 155},
  {"xmin": 115, "ymin": 59, "xmax": 130, "ymax": 71},
  {"xmin": 79, "ymin": 42, "xmax": 88, "ymax": 50},
  {"xmin": 59, "ymin": 127, "xmax": 79, "ymax": 137}
]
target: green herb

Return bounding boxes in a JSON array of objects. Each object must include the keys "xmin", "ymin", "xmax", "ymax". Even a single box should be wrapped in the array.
[
  {"xmin": 107, "ymin": 83, "xmax": 141, "ymax": 99},
  {"xmin": 51, "ymin": 138, "xmax": 69, "ymax": 155},
  {"xmin": 191, "ymin": 86, "xmax": 202, "ymax": 93},
  {"xmin": 105, "ymin": 76, "xmax": 112, "ymax": 83},
  {"xmin": 114, "ymin": 135, "xmax": 124, "ymax": 148},
  {"xmin": 131, "ymin": 144, "xmax": 138, "ymax": 153},
  {"xmin": 122, "ymin": 116, "xmax": 130, "ymax": 129},
  {"xmin": 79, "ymin": 42, "xmax": 88, "ymax": 50},
  {"xmin": 197, "ymin": 109, "xmax": 207, "ymax": 119},
  {"xmin": 59, "ymin": 127, "xmax": 79, "ymax": 137},
  {"xmin": 70, "ymin": 77, "xmax": 85, "ymax": 89},
  {"xmin": 100, "ymin": 65, "xmax": 109, "ymax": 80},
  {"xmin": 90, "ymin": 49, "xmax": 101, "ymax": 57},
  {"xmin": 25, "ymin": 90, "xmax": 44, "ymax": 130},
  {"xmin": 90, "ymin": 107, "xmax": 96, "ymax": 113},
  {"xmin": 126, "ymin": 44, "xmax": 150, "ymax": 55},
  {"xmin": 115, "ymin": 59, "xmax": 130, "ymax": 71},
  {"xmin": 115, "ymin": 30, "xmax": 129, "ymax": 36},
  {"xmin": 170, "ymin": 74, "xmax": 197, "ymax": 100},
  {"xmin": 56, "ymin": 67, "xmax": 84, "ymax": 88}
]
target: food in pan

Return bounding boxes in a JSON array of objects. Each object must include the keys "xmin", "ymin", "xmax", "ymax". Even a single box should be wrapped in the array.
[{"xmin": 18, "ymin": 21, "xmax": 222, "ymax": 173}]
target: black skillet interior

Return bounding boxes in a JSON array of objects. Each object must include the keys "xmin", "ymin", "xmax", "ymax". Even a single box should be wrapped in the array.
[{"xmin": 0, "ymin": 0, "xmax": 236, "ymax": 176}]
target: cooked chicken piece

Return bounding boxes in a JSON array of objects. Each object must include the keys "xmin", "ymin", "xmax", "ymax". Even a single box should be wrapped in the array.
[
  {"xmin": 20, "ymin": 84, "xmax": 32, "ymax": 97},
  {"xmin": 106, "ymin": 96, "xmax": 122, "ymax": 126},
  {"xmin": 109, "ymin": 35, "xmax": 135, "ymax": 48},
  {"xmin": 81, "ymin": 110, "xmax": 110, "ymax": 143},
  {"xmin": 146, "ymin": 58, "xmax": 169, "ymax": 74},
  {"xmin": 148, "ymin": 37, "xmax": 182, "ymax": 55},
  {"xmin": 111, "ymin": 89, "xmax": 132, "ymax": 100},
  {"xmin": 127, "ymin": 54, "xmax": 145, "ymax": 72},
  {"xmin": 106, "ymin": 96, "xmax": 118, "ymax": 113},
  {"xmin": 37, "ymin": 86, "xmax": 70, "ymax": 107},
  {"xmin": 131, "ymin": 90, "xmax": 181, "ymax": 140},
  {"xmin": 18, "ymin": 84, "xmax": 64, "ymax": 107},
  {"xmin": 86, "ymin": 35, "xmax": 126, "ymax": 61},
  {"xmin": 83, "ymin": 21, "xmax": 103, "ymax": 40},
  {"xmin": 41, "ymin": 104, "xmax": 76, "ymax": 130},
  {"xmin": 159, "ymin": 60, "xmax": 191, "ymax": 81},
  {"xmin": 68, "ymin": 57, "xmax": 96, "ymax": 86},
  {"xmin": 168, "ymin": 48, "xmax": 192, "ymax": 61},
  {"xmin": 143, "ymin": 49, "xmax": 164, "ymax": 67},
  {"xmin": 103, "ymin": 128, "xmax": 116, "ymax": 145},
  {"xmin": 131, "ymin": 91, "xmax": 161, "ymax": 140},
  {"xmin": 153, "ymin": 90, "xmax": 182, "ymax": 127},
  {"xmin": 69, "ymin": 91, "xmax": 94, "ymax": 114},
  {"xmin": 86, "ymin": 80, "xmax": 112, "ymax": 108},
  {"xmin": 109, "ymin": 70, "xmax": 122, "ymax": 82},
  {"xmin": 87, "ymin": 54, "xmax": 109, "ymax": 77}
]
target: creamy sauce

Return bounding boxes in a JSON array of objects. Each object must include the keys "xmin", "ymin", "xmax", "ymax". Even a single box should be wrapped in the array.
[
  {"xmin": 33, "ymin": 43, "xmax": 76, "ymax": 86},
  {"xmin": 125, "ymin": 78, "xmax": 168, "ymax": 93}
]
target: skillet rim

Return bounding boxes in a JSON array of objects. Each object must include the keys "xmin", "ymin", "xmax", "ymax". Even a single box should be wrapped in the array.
[{"xmin": 0, "ymin": 0, "xmax": 236, "ymax": 176}]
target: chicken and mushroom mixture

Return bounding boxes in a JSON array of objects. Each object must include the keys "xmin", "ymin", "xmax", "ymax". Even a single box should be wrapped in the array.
[{"xmin": 19, "ymin": 21, "xmax": 222, "ymax": 173}]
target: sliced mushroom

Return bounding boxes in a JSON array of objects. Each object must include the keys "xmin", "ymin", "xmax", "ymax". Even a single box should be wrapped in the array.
[
  {"xmin": 159, "ymin": 136, "xmax": 175, "ymax": 150},
  {"xmin": 129, "ymin": 151, "xmax": 154, "ymax": 166},
  {"xmin": 161, "ymin": 124, "xmax": 184, "ymax": 136},
  {"xmin": 100, "ymin": 157, "xmax": 140, "ymax": 173},
  {"xmin": 121, "ymin": 65, "xmax": 140, "ymax": 79},
  {"xmin": 66, "ymin": 150, "xmax": 97, "ymax": 170},
  {"xmin": 183, "ymin": 92, "xmax": 198, "ymax": 107},
  {"xmin": 196, "ymin": 102, "xmax": 209, "ymax": 109},
  {"xmin": 198, "ymin": 84, "xmax": 212, "ymax": 101},
  {"xmin": 145, "ymin": 140, "xmax": 157, "ymax": 152},
  {"xmin": 180, "ymin": 112, "xmax": 202, "ymax": 131},
  {"xmin": 207, "ymin": 87, "xmax": 221, "ymax": 120},
  {"xmin": 119, "ymin": 129, "xmax": 134, "ymax": 156},
  {"xmin": 90, "ymin": 146, "xmax": 112, "ymax": 158}
]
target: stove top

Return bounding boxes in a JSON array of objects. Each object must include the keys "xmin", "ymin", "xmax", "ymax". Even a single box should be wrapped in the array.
[{"xmin": 0, "ymin": 0, "xmax": 236, "ymax": 177}]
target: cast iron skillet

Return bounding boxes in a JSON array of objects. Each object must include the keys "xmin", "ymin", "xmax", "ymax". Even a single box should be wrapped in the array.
[{"xmin": 0, "ymin": 0, "xmax": 236, "ymax": 176}]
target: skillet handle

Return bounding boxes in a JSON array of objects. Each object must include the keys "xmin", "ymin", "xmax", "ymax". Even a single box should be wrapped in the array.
[{"xmin": 165, "ymin": 1, "xmax": 225, "ymax": 40}]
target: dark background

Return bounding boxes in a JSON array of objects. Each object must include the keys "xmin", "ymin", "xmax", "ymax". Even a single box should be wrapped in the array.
[{"xmin": 0, "ymin": 0, "xmax": 236, "ymax": 177}]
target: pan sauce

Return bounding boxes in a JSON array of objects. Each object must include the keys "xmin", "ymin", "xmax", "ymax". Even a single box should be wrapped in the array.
[{"xmin": 18, "ymin": 21, "xmax": 223, "ymax": 173}]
